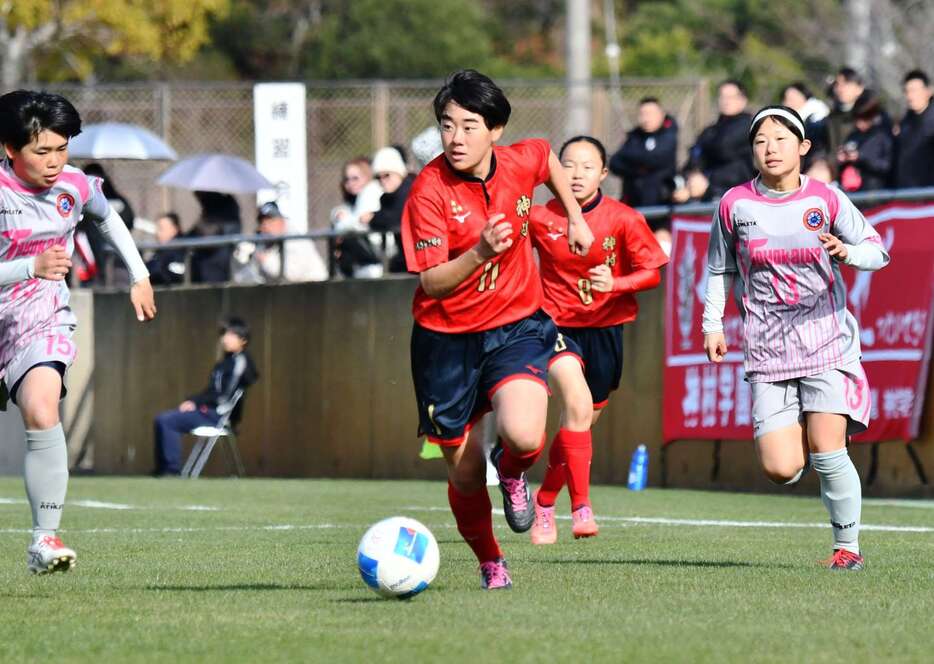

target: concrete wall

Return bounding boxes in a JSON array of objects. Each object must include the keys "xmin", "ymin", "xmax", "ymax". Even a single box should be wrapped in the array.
[{"xmin": 24, "ymin": 277, "xmax": 934, "ymax": 496}]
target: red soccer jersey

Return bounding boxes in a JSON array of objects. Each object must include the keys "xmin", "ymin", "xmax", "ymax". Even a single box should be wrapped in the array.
[
  {"xmin": 402, "ymin": 139, "xmax": 551, "ymax": 333},
  {"xmin": 530, "ymin": 192, "xmax": 668, "ymax": 327}
]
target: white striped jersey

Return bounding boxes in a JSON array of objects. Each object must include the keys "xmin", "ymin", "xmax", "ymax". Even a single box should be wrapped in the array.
[{"xmin": 707, "ymin": 175, "xmax": 889, "ymax": 382}]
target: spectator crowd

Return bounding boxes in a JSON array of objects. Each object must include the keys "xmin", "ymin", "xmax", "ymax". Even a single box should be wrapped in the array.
[{"xmin": 79, "ymin": 66, "xmax": 933, "ymax": 285}]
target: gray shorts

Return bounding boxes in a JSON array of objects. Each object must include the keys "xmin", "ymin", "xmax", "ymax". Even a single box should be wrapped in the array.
[
  {"xmin": 1, "ymin": 315, "xmax": 77, "ymax": 408},
  {"xmin": 751, "ymin": 361, "xmax": 871, "ymax": 438}
]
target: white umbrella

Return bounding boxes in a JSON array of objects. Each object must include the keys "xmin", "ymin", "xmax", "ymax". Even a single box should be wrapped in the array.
[
  {"xmin": 156, "ymin": 153, "xmax": 274, "ymax": 194},
  {"xmin": 69, "ymin": 122, "xmax": 177, "ymax": 160}
]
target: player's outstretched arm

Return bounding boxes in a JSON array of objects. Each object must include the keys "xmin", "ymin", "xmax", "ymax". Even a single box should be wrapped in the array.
[
  {"xmin": 419, "ymin": 213, "xmax": 510, "ymax": 299},
  {"xmin": 543, "ymin": 151, "xmax": 593, "ymax": 256},
  {"xmin": 92, "ymin": 205, "xmax": 156, "ymax": 321}
]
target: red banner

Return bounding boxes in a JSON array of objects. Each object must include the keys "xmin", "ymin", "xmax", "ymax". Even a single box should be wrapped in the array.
[{"xmin": 663, "ymin": 203, "xmax": 934, "ymax": 443}]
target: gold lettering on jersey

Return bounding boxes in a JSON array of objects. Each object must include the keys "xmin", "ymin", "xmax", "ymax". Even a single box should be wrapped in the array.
[
  {"xmin": 515, "ymin": 195, "xmax": 531, "ymax": 218},
  {"xmin": 602, "ymin": 236, "xmax": 616, "ymax": 251},
  {"xmin": 604, "ymin": 253, "xmax": 617, "ymax": 267},
  {"xmin": 520, "ymin": 219, "xmax": 529, "ymax": 237}
]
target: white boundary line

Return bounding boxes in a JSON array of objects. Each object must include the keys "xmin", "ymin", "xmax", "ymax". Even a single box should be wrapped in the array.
[
  {"xmin": 405, "ymin": 506, "xmax": 934, "ymax": 534},
  {"xmin": 1, "ymin": 501, "xmax": 931, "ymax": 535},
  {"xmin": 0, "ymin": 497, "xmax": 220, "ymax": 512}
]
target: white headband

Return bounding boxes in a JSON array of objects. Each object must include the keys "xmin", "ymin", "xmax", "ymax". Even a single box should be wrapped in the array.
[{"xmin": 749, "ymin": 108, "xmax": 805, "ymax": 140}]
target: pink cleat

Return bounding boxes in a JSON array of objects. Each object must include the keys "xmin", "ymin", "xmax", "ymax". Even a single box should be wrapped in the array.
[
  {"xmin": 530, "ymin": 494, "xmax": 557, "ymax": 545},
  {"xmin": 571, "ymin": 504, "xmax": 599, "ymax": 539},
  {"xmin": 479, "ymin": 558, "xmax": 513, "ymax": 590}
]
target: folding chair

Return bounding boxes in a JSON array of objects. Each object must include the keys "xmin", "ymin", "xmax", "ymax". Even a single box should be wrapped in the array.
[{"xmin": 180, "ymin": 389, "xmax": 246, "ymax": 479}]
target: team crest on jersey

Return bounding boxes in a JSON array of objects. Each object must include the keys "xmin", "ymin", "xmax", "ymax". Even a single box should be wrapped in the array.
[
  {"xmin": 56, "ymin": 192, "xmax": 76, "ymax": 218},
  {"xmin": 450, "ymin": 199, "xmax": 470, "ymax": 224},
  {"xmin": 604, "ymin": 253, "xmax": 617, "ymax": 267},
  {"xmin": 602, "ymin": 236, "xmax": 616, "ymax": 251},
  {"xmin": 515, "ymin": 195, "xmax": 531, "ymax": 218},
  {"xmin": 802, "ymin": 207, "xmax": 825, "ymax": 231}
]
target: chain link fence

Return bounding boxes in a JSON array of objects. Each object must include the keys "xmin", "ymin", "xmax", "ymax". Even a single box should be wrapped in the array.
[{"xmin": 49, "ymin": 78, "xmax": 711, "ymax": 234}]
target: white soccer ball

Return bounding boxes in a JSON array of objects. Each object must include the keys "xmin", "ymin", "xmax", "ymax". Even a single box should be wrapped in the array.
[{"xmin": 357, "ymin": 516, "xmax": 440, "ymax": 599}]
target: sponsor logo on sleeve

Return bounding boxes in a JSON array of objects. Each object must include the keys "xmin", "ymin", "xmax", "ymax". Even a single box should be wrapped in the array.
[{"xmin": 414, "ymin": 236, "xmax": 442, "ymax": 251}]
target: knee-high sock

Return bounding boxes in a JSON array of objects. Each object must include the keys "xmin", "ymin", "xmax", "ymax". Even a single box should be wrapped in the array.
[
  {"xmin": 497, "ymin": 436, "xmax": 545, "ymax": 479},
  {"xmin": 561, "ymin": 429, "xmax": 593, "ymax": 509},
  {"xmin": 811, "ymin": 448, "xmax": 861, "ymax": 555},
  {"xmin": 536, "ymin": 434, "xmax": 567, "ymax": 507},
  {"xmin": 24, "ymin": 425, "xmax": 69, "ymax": 542},
  {"xmin": 448, "ymin": 483, "xmax": 502, "ymax": 563}
]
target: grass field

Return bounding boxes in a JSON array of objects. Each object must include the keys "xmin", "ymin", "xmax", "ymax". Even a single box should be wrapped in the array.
[{"xmin": 0, "ymin": 477, "xmax": 932, "ymax": 663}]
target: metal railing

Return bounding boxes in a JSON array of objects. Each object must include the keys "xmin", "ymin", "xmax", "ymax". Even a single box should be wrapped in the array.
[{"xmin": 98, "ymin": 186, "xmax": 934, "ymax": 288}]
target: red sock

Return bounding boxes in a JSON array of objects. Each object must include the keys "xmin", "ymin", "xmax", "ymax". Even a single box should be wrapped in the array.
[
  {"xmin": 536, "ymin": 432, "xmax": 567, "ymax": 507},
  {"xmin": 561, "ymin": 428, "xmax": 593, "ymax": 509},
  {"xmin": 447, "ymin": 482, "xmax": 502, "ymax": 563},
  {"xmin": 496, "ymin": 435, "xmax": 546, "ymax": 479}
]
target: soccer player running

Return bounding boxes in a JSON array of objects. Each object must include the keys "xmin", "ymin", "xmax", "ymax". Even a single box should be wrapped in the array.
[
  {"xmin": 0, "ymin": 91, "xmax": 156, "ymax": 574},
  {"xmin": 702, "ymin": 106, "xmax": 889, "ymax": 570},
  {"xmin": 529, "ymin": 137, "xmax": 668, "ymax": 544},
  {"xmin": 401, "ymin": 70, "xmax": 593, "ymax": 589}
]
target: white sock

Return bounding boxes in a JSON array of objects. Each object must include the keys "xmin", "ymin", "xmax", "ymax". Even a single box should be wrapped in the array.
[
  {"xmin": 24, "ymin": 424, "xmax": 69, "ymax": 544},
  {"xmin": 811, "ymin": 448, "xmax": 861, "ymax": 555}
]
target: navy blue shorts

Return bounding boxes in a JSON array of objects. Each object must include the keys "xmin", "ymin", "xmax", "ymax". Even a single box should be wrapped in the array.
[
  {"xmin": 549, "ymin": 325, "xmax": 624, "ymax": 408},
  {"xmin": 411, "ymin": 310, "xmax": 557, "ymax": 446}
]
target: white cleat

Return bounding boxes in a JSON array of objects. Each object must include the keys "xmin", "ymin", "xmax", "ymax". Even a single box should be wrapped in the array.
[{"xmin": 27, "ymin": 535, "xmax": 76, "ymax": 575}]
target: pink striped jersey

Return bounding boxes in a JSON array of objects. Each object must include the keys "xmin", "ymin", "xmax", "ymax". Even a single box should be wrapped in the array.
[
  {"xmin": 706, "ymin": 175, "xmax": 889, "ymax": 383},
  {"xmin": 0, "ymin": 160, "xmax": 109, "ymax": 378}
]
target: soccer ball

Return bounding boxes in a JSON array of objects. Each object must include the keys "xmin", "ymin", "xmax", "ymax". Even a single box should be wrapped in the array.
[{"xmin": 357, "ymin": 516, "xmax": 440, "ymax": 599}]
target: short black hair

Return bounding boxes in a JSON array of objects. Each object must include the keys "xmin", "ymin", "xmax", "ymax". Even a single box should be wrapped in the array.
[
  {"xmin": 558, "ymin": 135, "xmax": 607, "ymax": 168},
  {"xmin": 836, "ymin": 67, "xmax": 863, "ymax": 85},
  {"xmin": 0, "ymin": 90, "xmax": 82, "ymax": 150},
  {"xmin": 220, "ymin": 316, "xmax": 250, "ymax": 344},
  {"xmin": 639, "ymin": 96, "xmax": 661, "ymax": 106},
  {"xmin": 433, "ymin": 69, "xmax": 511, "ymax": 130},
  {"xmin": 748, "ymin": 105, "xmax": 805, "ymax": 146},
  {"xmin": 903, "ymin": 69, "xmax": 930, "ymax": 87},
  {"xmin": 719, "ymin": 79, "xmax": 748, "ymax": 97},
  {"xmin": 782, "ymin": 82, "xmax": 813, "ymax": 100}
]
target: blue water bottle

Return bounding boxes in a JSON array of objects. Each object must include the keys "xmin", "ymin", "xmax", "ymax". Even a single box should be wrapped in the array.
[{"xmin": 627, "ymin": 444, "xmax": 648, "ymax": 491}]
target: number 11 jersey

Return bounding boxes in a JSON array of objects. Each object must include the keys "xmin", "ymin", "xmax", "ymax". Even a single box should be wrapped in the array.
[{"xmin": 401, "ymin": 139, "xmax": 550, "ymax": 333}]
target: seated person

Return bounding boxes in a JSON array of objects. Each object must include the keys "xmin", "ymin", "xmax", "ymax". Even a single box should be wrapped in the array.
[{"xmin": 152, "ymin": 317, "xmax": 259, "ymax": 476}]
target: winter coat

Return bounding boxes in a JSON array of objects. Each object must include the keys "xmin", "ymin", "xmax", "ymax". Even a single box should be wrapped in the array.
[{"xmin": 608, "ymin": 115, "xmax": 679, "ymax": 207}]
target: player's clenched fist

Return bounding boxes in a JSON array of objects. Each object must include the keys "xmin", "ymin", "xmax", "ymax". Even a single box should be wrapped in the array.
[
  {"xmin": 703, "ymin": 331, "xmax": 728, "ymax": 363},
  {"xmin": 475, "ymin": 213, "xmax": 513, "ymax": 259},
  {"xmin": 33, "ymin": 246, "xmax": 72, "ymax": 281},
  {"xmin": 587, "ymin": 264, "xmax": 613, "ymax": 292},
  {"xmin": 567, "ymin": 213, "xmax": 594, "ymax": 256},
  {"xmin": 819, "ymin": 233, "xmax": 848, "ymax": 262}
]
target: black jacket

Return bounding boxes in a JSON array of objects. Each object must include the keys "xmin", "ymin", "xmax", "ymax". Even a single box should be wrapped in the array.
[
  {"xmin": 370, "ymin": 174, "xmax": 415, "ymax": 273},
  {"xmin": 840, "ymin": 120, "xmax": 894, "ymax": 192},
  {"xmin": 146, "ymin": 248, "xmax": 186, "ymax": 286},
  {"xmin": 687, "ymin": 112, "xmax": 755, "ymax": 199},
  {"xmin": 894, "ymin": 102, "xmax": 934, "ymax": 188},
  {"xmin": 188, "ymin": 351, "xmax": 259, "ymax": 423},
  {"xmin": 609, "ymin": 115, "xmax": 678, "ymax": 207}
]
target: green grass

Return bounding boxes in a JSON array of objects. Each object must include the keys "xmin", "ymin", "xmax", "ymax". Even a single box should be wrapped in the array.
[{"xmin": 0, "ymin": 478, "xmax": 932, "ymax": 663}]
